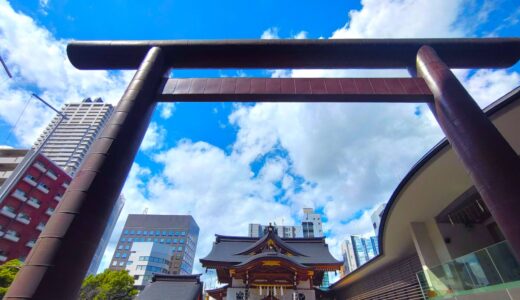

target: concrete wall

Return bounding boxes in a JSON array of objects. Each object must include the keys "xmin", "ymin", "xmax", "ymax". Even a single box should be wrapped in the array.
[{"xmin": 437, "ymin": 223, "xmax": 495, "ymax": 259}]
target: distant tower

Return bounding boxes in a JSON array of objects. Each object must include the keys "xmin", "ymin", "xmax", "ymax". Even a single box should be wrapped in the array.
[
  {"xmin": 371, "ymin": 203, "xmax": 386, "ymax": 235},
  {"xmin": 34, "ymin": 97, "xmax": 114, "ymax": 176},
  {"xmin": 302, "ymin": 208, "xmax": 323, "ymax": 238}
]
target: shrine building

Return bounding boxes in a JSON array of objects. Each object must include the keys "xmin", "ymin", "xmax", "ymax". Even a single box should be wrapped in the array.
[{"xmin": 200, "ymin": 225, "xmax": 342, "ymax": 300}]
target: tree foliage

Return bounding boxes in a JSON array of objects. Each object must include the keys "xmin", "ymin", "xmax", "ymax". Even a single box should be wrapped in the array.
[
  {"xmin": 0, "ymin": 259, "xmax": 22, "ymax": 298},
  {"xmin": 79, "ymin": 269, "xmax": 138, "ymax": 300}
]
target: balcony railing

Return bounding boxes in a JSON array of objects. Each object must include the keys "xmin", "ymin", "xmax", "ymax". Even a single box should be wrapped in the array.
[
  {"xmin": 26, "ymin": 241, "xmax": 35, "ymax": 248},
  {"xmin": 54, "ymin": 195, "xmax": 63, "ymax": 202},
  {"xmin": 1, "ymin": 208, "xmax": 16, "ymax": 219},
  {"xmin": 23, "ymin": 176, "xmax": 37, "ymax": 186},
  {"xmin": 36, "ymin": 185, "xmax": 49, "ymax": 194},
  {"xmin": 12, "ymin": 191, "xmax": 27, "ymax": 202},
  {"xmin": 45, "ymin": 171, "xmax": 58, "ymax": 180},
  {"xmin": 33, "ymin": 162, "xmax": 46, "ymax": 172},
  {"xmin": 16, "ymin": 214, "xmax": 31, "ymax": 225},
  {"xmin": 0, "ymin": 254, "xmax": 7, "ymax": 262},
  {"xmin": 27, "ymin": 198, "xmax": 41, "ymax": 209},
  {"xmin": 36, "ymin": 223, "xmax": 45, "ymax": 231},
  {"xmin": 417, "ymin": 241, "xmax": 520, "ymax": 299},
  {"xmin": 4, "ymin": 232, "xmax": 20, "ymax": 242}
]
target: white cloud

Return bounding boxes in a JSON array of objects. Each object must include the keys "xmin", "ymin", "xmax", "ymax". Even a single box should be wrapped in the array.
[
  {"xmin": 293, "ymin": 31, "xmax": 308, "ymax": 39},
  {"xmin": 0, "ymin": 0, "xmax": 132, "ymax": 146},
  {"xmin": 159, "ymin": 103, "xmax": 175, "ymax": 119},
  {"xmin": 261, "ymin": 27, "xmax": 280, "ymax": 39},
  {"xmin": 140, "ymin": 122, "xmax": 167, "ymax": 151}
]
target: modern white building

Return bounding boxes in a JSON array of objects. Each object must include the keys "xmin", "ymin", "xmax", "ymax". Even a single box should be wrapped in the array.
[
  {"xmin": 302, "ymin": 207, "xmax": 323, "ymax": 238},
  {"xmin": 34, "ymin": 97, "xmax": 114, "ymax": 176},
  {"xmin": 248, "ymin": 208, "xmax": 323, "ymax": 238},
  {"xmin": 125, "ymin": 242, "xmax": 173, "ymax": 287},
  {"xmin": 248, "ymin": 223, "xmax": 303, "ymax": 238}
]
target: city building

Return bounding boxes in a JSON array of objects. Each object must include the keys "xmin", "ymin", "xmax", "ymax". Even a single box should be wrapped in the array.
[
  {"xmin": 34, "ymin": 97, "xmax": 114, "ymax": 176},
  {"xmin": 110, "ymin": 214, "xmax": 199, "ymax": 285},
  {"xmin": 0, "ymin": 149, "xmax": 28, "ymax": 188},
  {"xmin": 371, "ymin": 203, "xmax": 386, "ymax": 234},
  {"xmin": 86, "ymin": 195, "xmax": 125, "ymax": 276},
  {"xmin": 248, "ymin": 223, "xmax": 302, "ymax": 238},
  {"xmin": 330, "ymin": 88, "xmax": 520, "ymax": 299},
  {"xmin": 0, "ymin": 149, "xmax": 71, "ymax": 262},
  {"xmin": 126, "ymin": 242, "xmax": 173, "ymax": 287},
  {"xmin": 201, "ymin": 225, "xmax": 342, "ymax": 300},
  {"xmin": 340, "ymin": 239, "xmax": 357, "ymax": 275},
  {"xmin": 302, "ymin": 207, "xmax": 323, "ymax": 238},
  {"xmin": 248, "ymin": 208, "xmax": 323, "ymax": 238},
  {"xmin": 350, "ymin": 235, "xmax": 379, "ymax": 267}
]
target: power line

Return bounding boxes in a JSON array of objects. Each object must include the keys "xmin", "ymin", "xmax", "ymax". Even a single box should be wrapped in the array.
[{"xmin": 0, "ymin": 55, "xmax": 12, "ymax": 78}]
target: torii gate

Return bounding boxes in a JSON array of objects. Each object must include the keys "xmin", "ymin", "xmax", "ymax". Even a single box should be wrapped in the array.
[{"xmin": 5, "ymin": 39, "xmax": 520, "ymax": 299}]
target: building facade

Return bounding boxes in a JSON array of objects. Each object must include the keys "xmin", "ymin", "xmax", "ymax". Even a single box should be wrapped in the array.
[
  {"xmin": 302, "ymin": 207, "xmax": 323, "ymax": 238},
  {"xmin": 341, "ymin": 239, "xmax": 357, "ymax": 275},
  {"xmin": 109, "ymin": 214, "xmax": 199, "ymax": 284},
  {"xmin": 248, "ymin": 208, "xmax": 323, "ymax": 238},
  {"xmin": 351, "ymin": 235, "xmax": 379, "ymax": 267},
  {"xmin": 34, "ymin": 97, "xmax": 114, "ymax": 176},
  {"xmin": 0, "ymin": 150, "xmax": 71, "ymax": 262},
  {"xmin": 126, "ymin": 242, "xmax": 173, "ymax": 287},
  {"xmin": 0, "ymin": 149, "xmax": 28, "ymax": 188},
  {"xmin": 248, "ymin": 223, "xmax": 302, "ymax": 238}
]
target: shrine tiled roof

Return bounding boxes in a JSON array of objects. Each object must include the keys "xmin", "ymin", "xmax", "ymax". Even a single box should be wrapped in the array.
[{"xmin": 200, "ymin": 232, "xmax": 341, "ymax": 267}]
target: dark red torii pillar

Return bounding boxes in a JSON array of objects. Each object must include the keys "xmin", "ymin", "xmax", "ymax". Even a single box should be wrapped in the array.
[{"xmin": 5, "ymin": 38, "xmax": 520, "ymax": 300}]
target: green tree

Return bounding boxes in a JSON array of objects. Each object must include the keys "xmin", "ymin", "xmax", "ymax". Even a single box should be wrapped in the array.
[
  {"xmin": 79, "ymin": 269, "xmax": 138, "ymax": 300},
  {"xmin": 0, "ymin": 259, "xmax": 22, "ymax": 298}
]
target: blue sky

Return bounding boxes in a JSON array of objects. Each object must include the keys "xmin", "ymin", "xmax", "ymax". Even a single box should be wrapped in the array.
[{"xmin": 1, "ymin": 0, "xmax": 519, "ymax": 279}]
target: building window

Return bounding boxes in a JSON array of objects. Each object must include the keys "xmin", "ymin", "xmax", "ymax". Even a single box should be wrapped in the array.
[
  {"xmin": 127, "ymin": 261, "xmax": 133, "ymax": 266},
  {"xmin": 124, "ymin": 245, "xmax": 130, "ymax": 250},
  {"xmin": 112, "ymin": 260, "xmax": 117, "ymax": 266},
  {"xmin": 119, "ymin": 261, "xmax": 124, "ymax": 266},
  {"xmin": 122, "ymin": 253, "xmax": 127, "ymax": 258},
  {"xmin": 149, "ymin": 231, "xmax": 154, "ymax": 236},
  {"xmin": 147, "ymin": 238, "xmax": 152, "ymax": 242},
  {"xmin": 137, "ymin": 230, "xmax": 142, "ymax": 235},
  {"xmin": 166, "ymin": 239, "xmax": 171, "ymax": 243},
  {"xmin": 155, "ymin": 230, "xmax": 160, "ymax": 235},
  {"xmin": 162, "ymin": 231, "xmax": 167, "ymax": 236},
  {"xmin": 115, "ymin": 253, "xmax": 120, "ymax": 258},
  {"xmin": 178, "ymin": 246, "xmax": 183, "ymax": 251},
  {"xmin": 130, "ymin": 230, "xmax": 135, "ymax": 235},
  {"xmin": 121, "ymin": 238, "xmax": 126, "ymax": 242},
  {"xmin": 175, "ymin": 232, "xmax": 180, "ymax": 236},
  {"xmin": 143, "ymin": 230, "xmax": 148, "ymax": 235},
  {"xmin": 118, "ymin": 245, "xmax": 123, "ymax": 250},
  {"xmin": 180, "ymin": 239, "xmax": 185, "ymax": 244},
  {"xmin": 169, "ymin": 231, "xmax": 174, "ymax": 236},
  {"xmin": 127, "ymin": 238, "xmax": 133, "ymax": 242},
  {"xmin": 154, "ymin": 238, "xmax": 158, "ymax": 243},
  {"xmin": 123, "ymin": 230, "xmax": 129, "ymax": 235},
  {"xmin": 181, "ymin": 231, "xmax": 186, "ymax": 236},
  {"xmin": 174, "ymin": 239, "xmax": 178, "ymax": 243}
]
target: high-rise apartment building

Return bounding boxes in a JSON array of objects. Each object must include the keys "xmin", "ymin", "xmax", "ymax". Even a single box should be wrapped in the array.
[
  {"xmin": 302, "ymin": 207, "xmax": 323, "ymax": 238},
  {"xmin": 109, "ymin": 214, "xmax": 199, "ymax": 286},
  {"xmin": 351, "ymin": 235, "xmax": 379, "ymax": 267},
  {"xmin": 34, "ymin": 97, "xmax": 114, "ymax": 176},
  {"xmin": 248, "ymin": 208, "xmax": 323, "ymax": 238},
  {"xmin": 125, "ymin": 242, "xmax": 173, "ymax": 287},
  {"xmin": 0, "ymin": 149, "xmax": 71, "ymax": 262},
  {"xmin": 341, "ymin": 239, "xmax": 358, "ymax": 275}
]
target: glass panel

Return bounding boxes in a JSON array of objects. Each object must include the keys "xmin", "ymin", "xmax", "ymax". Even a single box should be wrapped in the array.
[{"xmin": 417, "ymin": 241, "xmax": 520, "ymax": 299}]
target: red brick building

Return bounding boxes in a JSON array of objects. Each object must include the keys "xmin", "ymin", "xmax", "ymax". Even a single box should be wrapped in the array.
[{"xmin": 0, "ymin": 150, "xmax": 71, "ymax": 262}]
